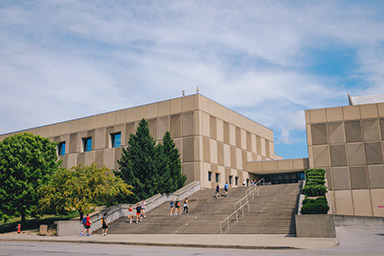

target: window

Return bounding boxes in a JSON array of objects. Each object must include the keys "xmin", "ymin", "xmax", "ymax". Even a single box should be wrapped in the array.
[
  {"xmin": 58, "ymin": 142, "xmax": 66, "ymax": 156},
  {"xmin": 215, "ymin": 173, "xmax": 219, "ymax": 182},
  {"xmin": 83, "ymin": 137, "xmax": 92, "ymax": 152},
  {"xmin": 208, "ymin": 171, "xmax": 212, "ymax": 182},
  {"xmin": 111, "ymin": 133, "xmax": 121, "ymax": 148},
  {"xmin": 229, "ymin": 175, "xmax": 233, "ymax": 185},
  {"xmin": 235, "ymin": 176, "xmax": 238, "ymax": 186}
]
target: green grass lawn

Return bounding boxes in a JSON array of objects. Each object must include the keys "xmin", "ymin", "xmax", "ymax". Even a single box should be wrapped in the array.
[{"xmin": 0, "ymin": 211, "xmax": 80, "ymax": 234}]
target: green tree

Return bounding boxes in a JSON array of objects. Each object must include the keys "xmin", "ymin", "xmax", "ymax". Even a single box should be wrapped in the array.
[
  {"xmin": 0, "ymin": 133, "xmax": 60, "ymax": 224},
  {"xmin": 117, "ymin": 119, "xmax": 160, "ymax": 203},
  {"xmin": 39, "ymin": 163, "xmax": 132, "ymax": 220},
  {"xmin": 158, "ymin": 131, "xmax": 186, "ymax": 194}
]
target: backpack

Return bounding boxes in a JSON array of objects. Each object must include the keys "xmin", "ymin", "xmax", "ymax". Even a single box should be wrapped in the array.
[{"xmin": 82, "ymin": 216, "xmax": 87, "ymax": 225}]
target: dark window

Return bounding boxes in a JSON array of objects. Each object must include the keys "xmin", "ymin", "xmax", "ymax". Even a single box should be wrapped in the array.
[
  {"xmin": 215, "ymin": 173, "xmax": 220, "ymax": 182},
  {"xmin": 208, "ymin": 171, "xmax": 212, "ymax": 182},
  {"xmin": 58, "ymin": 142, "xmax": 66, "ymax": 156},
  {"xmin": 111, "ymin": 133, "xmax": 121, "ymax": 148},
  {"xmin": 235, "ymin": 176, "xmax": 238, "ymax": 186},
  {"xmin": 229, "ymin": 175, "xmax": 233, "ymax": 185},
  {"xmin": 83, "ymin": 137, "xmax": 92, "ymax": 152}
]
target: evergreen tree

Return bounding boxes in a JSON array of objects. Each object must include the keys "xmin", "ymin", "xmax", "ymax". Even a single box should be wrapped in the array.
[
  {"xmin": 158, "ymin": 131, "xmax": 186, "ymax": 194},
  {"xmin": 117, "ymin": 119, "xmax": 159, "ymax": 203}
]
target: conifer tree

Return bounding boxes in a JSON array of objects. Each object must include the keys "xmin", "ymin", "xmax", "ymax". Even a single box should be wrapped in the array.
[
  {"xmin": 117, "ymin": 119, "xmax": 159, "ymax": 203},
  {"xmin": 158, "ymin": 131, "xmax": 186, "ymax": 194}
]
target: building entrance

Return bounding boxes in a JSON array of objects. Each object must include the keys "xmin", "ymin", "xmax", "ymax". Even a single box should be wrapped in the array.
[{"xmin": 259, "ymin": 172, "xmax": 304, "ymax": 185}]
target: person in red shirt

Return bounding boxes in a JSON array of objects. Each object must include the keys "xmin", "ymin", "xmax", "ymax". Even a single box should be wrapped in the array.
[{"xmin": 85, "ymin": 214, "xmax": 92, "ymax": 236}]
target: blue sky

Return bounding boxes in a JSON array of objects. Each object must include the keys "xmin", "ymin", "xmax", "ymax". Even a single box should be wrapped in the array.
[{"xmin": 1, "ymin": 0, "xmax": 384, "ymax": 159}]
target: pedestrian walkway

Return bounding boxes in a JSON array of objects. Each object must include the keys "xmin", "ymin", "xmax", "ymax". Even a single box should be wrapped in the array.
[{"xmin": 0, "ymin": 232, "xmax": 337, "ymax": 250}]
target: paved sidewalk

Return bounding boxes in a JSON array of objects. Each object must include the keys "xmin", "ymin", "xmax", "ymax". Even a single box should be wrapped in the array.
[{"xmin": 0, "ymin": 233, "xmax": 338, "ymax": 250}]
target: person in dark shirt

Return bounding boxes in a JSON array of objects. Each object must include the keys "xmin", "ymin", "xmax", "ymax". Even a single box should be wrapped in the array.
[
  {"xmin": 216, "ymin": 184, "xmax": 220, "ymax": 198},
  {"xmin": 136, "ymin": 203, "xmax": 142, "ymax": 224}
]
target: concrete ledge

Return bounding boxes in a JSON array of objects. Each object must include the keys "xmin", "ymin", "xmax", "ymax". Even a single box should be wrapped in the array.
[
  {"xmin": 296, "ymin": 214, "xmax": 336, "ymax": 238},
  {"xmin": 334, "ymin": 215, "xmax": 384, "ymax": 226}
]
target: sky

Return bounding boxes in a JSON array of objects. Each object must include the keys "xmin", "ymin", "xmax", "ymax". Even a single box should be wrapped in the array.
[{"xmin": 1, "ymin": 0, "xmax": 384, "ymax": 159}]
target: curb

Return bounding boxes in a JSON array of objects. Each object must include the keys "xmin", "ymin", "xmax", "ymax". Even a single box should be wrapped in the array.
[{"xmin": 0, "ymin": 237, "xmax": 300, "ymax": 250}]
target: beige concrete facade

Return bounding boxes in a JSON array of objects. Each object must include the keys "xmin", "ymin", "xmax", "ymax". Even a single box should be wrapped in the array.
[
  {"xmin": 0, "ymin": 94, "xmax": 276, "ymax": 189},
  {"xmin": 306, "ymin": 102, "xmax": 384, "ymax": 218}
]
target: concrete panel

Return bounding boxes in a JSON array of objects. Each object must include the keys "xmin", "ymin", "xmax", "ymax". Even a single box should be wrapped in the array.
[
  {"xmin": 235, "ymin": 127, "xmax": 241, "ymax": 148},
  {"xmin": 67, "ymin": 154, "xmax": 77, "ymax": 168},
  {"xmin": 256, "ymin": 136, "xmax": 261, "ymax": 155},
  {"xmin": 77, "ymin": 153, "xmax": 85, "ymax": 165},
  {"xmin": 125, "ymin": 122, "xmax": 136, "ymax": 144},
  {"xmin": 371, "ymin": 189, "xmax": 384, "ymax": 217},
  {"xmin": 158, "ymin": 100, "xmax": 170, "ymax": 116},
  {"xmin": 146, "ymin": 103, "xmax": 158, "ymax": 119},
  {"xmin": 230, "ymin": 146, "xmax": 237, "ymax": 169},
  {"xmin": 229, "ymin": 124, "xmax": 236, "ymax": 146},
  {"xmin": 265, "ymin": 140, "xmax": 271, "ymax": 158},
  {"xmin": 345, "ymin": 120, "xmax": 362, "ymax": 143},
  {"xmin": 105, "ymin": 112, "xmax": 117, "ymax": 126},
  {"xmin": 170, "ymin": 114, "xmax": 182, "ymax": 138},
  {"xmin": 296, "ymin": 215, "xmax": 336, "ymax": 238},
  {"xmin": 104, "ymin": 149, "xmax": 114, "ymax": 169},
  {"xmin": 210, "ymin": 139, "xmax": 218, "ymax": 164},
  {"xmin": 182, "ymin": 163, "xmax": 195, "ymax": 185},
  {"xmin": 310, "ymin": 109, "xmax": 326, "ymax": 123},
  {"xmin": 251, "ymin": 134, "xmax": 256, "ymax": 153},
  {"xmin": 334, "ymin": 190, "xmax": 354, "ymax": 215},
  {"xmin": 223, "ymin": 121, "xmax": 230, "ymax": 144},
  {"xmin": 246, "ymin": 131, "xmax": 251, "ymax": 151},
  {"xmin": 174, "ymin": 138, "xmax": 182, "ymax": 158},
  {"xmin": 202, "ymin": 137, "xmax": 210, "ymax": 162},
  {"xmin": 183, "ymin": 112, "xmax": 194, "ymax": 137},
  {"xmin": 277, "ymin": 159, "xmax": 294, "ymax": 171},
  {"xmin": 293, "ymin": 158, "xmax": 309, "ymax": 170},
  {"xmin": 326, "ymin": 107, "xmax": 343, "ymax": 122},
  {"xmin": 95, "ymin": 150, "xmax": 104, "ymax": 168},
  {"xmin": 148, "ymin": 119, "xmax": 158, "ymax": 140},
  {"xmin": 201, "ymin": 112, "xmax": 210, "ymax": 137},
  {"xmin": 263, "ymin": 161, "xmax": 278, "ymax": 171},
  {"xmin": 209, "ymin": 116, "xmax": 217, "ymax": 140},
  {"xmin": 217, "ymin": 142, "xmax": 224, "ymax": 166},
  {"xmin": 343, "ymin": 105, "xmax": 361, "ymax": 120},
  {"xmin": 194, "ymin": 136, "xmax": 201, "ymax": 162},
  {"xmin": 136, "ymin": 105, "xmax": 147, "ymax": 120},
  {"xmin": 236, "ymin": 148, "xmax": 242, "ymax": 170},
  {"xmin": 241, "ymin": 129, "xmax": 247, "ymax": 150},
  {"xmin": 305, "ymin": 109, "xmax": 311, "ymax": 124},
  {"xmin": 182, "ymin": 137, "xmax": 194, "ymax": 162},
  {"xmin": 333, "ymin": 167, "xmax": 350, "ymax": 190},
  {"xmin": 224, "ymin": 144, "xmax": 231, "ymax": 167},
  {"xmin": 306, "ymin": 124, "xmax": 312, "ymax": 146},
  {"xmin": 362, "ymin": 119, "xmax": 380, "ymax": 141},
  {"xmin": 325, "ymin": 168, "xmax": 333, "ymax": 190},
  {"xmin": 193, "ymin": 111, "xmax": 200, "ymax": 135},
  {"xmin": 84, "ymin": 151, "xmax": 96, "ymax": 165},
  {"xmin": 182, "ymin": 95, "xmax": 195, "ymax": 112},
  {"xmin": 365, "ymin": 142, "xmax": 383, "ymax": 164},
  {"xmin": 311, "ymin": 123, "xmax": 328, "ymax": 145},
  {"xmin": 242, "ymin": 150, "xmax": 247, "ymax": 171},
  {"xmin": 368, "ymin": 165, "xmax": 384, "ymax": 189},
  {"xmin": 217, "ymin": 119, "xmax": 224, "ymax": 142},
  {"xmin": 352, "ymin": 190, "xmax": 373, "ymax": 216},
  {"xmin": 330, "ymin": 144, "xmax": 347, "ymax": 166},
  {"xmin": 116, "ymin": 109, "xmax": 127, "ymax": 124},
  {"xmin": 328, "ymin": 122, "xmax": 345, "ymax": 144},
  {"xmin": 114, "ymin": 147, "xmax": 123, "ymax": 169},
  {"xmin": 378, "ymin": 103, "xmax": 384, "ymax": 117},
  {"xmin": 158, "ymin": 116, "xmax": 169, "ymax": 140},
  {"xmin": 170, "ymin": 98, "xmax": 182, "ymax": 114},
  {"xmin": 380, "ymin": 119, "xmax": 384, "ymax": 139},
  {"xmin": 347, "ymin": 143, "xmax": 366, "ymax": 165},
  {"xmin": 69, "ymin": 133, "xmax": 78, "ymax": 154},
  {"xmin": 313, "ymin": 145, "xmax": 331, "ymax": 167},
  {"xmin": 260, "ymin": 137, "xmax": 266, "ymax": 156},
  {"xmin": 125, "ymin": 108, "xmax": 137, "ymax": 123},
  {"xmin": 360, "ymin": 104, "xmax": 378, "ymax": 119},
  {"xmin": 350, "ymin": 166, "xmax": 368, "ymax": 189}
]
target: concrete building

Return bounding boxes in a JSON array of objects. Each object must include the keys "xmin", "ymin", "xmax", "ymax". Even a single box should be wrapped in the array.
[{"xmin": 1, "ymin": 93, "xmax": 384, "ymax": 218}]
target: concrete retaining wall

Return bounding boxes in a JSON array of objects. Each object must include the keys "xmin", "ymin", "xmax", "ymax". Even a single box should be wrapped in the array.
[
  {"xmin": 55, "ymin": 181, "xmax": 201, "ymax": 236},
  {"xmin": 295, "ymin": 214, "xmax": 336, "ymax": 238},
  {"xmin": 334, "ymin": 215, "xmax": 384, "ymax": 226}
]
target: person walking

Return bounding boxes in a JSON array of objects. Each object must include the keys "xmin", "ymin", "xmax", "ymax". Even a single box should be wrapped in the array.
[
  {"xmin": 182, "ymin": 198, "xmax": 189, "ymax": 215},
  {"xmin": 101, "ymin": 213, "xmax": 108, "ymax": 236},
  {"xmin": 141, "ymin": 200, "xmax": 146, "ymax": 218},
  {"xmin": 80, "ymin": 215, "xmax": 87, "ymax": 236},
  {"xmin": 128, "ymin": 205, "xmax": 133, "ymax": 223},
  {"xmin": 224, "ymin": 182, "xmax": 229, "ymax": 196},
  {"xmin": 215, "ymin": 184, "xmax": 220, "ymax": 198},
  {"xmin": 81, "ymin": 214, "xmax": 92, "ymax": 236},
  {"xmin": 175, "ymin": 198, "xmax": 180, "ymax": 215},
  {"xmin": 170, "ymin": 198, "xmax": 175, "ymax": 215},
  {"xmin": 135, "ymin": 203, "xmax": 142, "ymax": 223}
]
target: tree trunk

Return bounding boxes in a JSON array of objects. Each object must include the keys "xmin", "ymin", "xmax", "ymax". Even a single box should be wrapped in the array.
[
  {"xmin": 79, "ymin": 210, "xmax": 83, "ymax": 222},
  {"xmin": 21, "ymin": 212, "xmax": 26, "ymax": 226}
]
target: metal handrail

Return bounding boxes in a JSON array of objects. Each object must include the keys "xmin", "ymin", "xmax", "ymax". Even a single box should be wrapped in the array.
[
  {"xmin": 234, "ymin": 178, "xmax": 265, "ymax": 210},
  {"xmin": 219, "ymin": 178, "xmax": 265, "ymax": 233},
  {"xmin": 219, "ymin": 200, "xmax": 250, "ymax": 233}
]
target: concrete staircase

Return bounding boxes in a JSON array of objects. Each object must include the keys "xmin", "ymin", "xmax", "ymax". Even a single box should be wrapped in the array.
[
  {"xmin": 226, "ymin": 183, "xmax": 301, "ymax": 234},
  {"xmin": 104, "ymin": 183, "xmax": 300, "ymax": 234}
]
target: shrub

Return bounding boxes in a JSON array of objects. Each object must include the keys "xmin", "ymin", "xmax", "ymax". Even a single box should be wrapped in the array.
[
  {"xmin": 301, "ymin": 201, "xmax": 329, "ymax": 214},
  {"xmin": 302, "ymin": 185, "xmax": 327, "ymax": 197}
]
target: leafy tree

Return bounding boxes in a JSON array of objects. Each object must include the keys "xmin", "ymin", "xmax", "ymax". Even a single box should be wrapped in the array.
[
  {"xmin": 158, "ymin": 131, "xmax": 186, "ymax": 194},
  {"xmin": 0, "ymin": 133, "xmax": 60, "ymax": 224},
  {"xmin": 39, "ymin": 163, "xmax": 132, "ymax": 220},
  {"xmin": 117, "ymin": 119, "xmax": 160, "ymax": 203}
]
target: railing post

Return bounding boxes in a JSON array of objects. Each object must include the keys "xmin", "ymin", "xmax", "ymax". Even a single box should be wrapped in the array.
[{"xmin": 227, "ymin": 219, "xmax": 230, "ymax": 230}]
